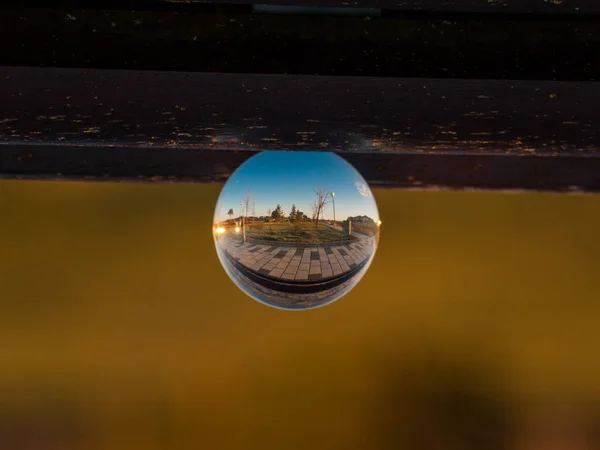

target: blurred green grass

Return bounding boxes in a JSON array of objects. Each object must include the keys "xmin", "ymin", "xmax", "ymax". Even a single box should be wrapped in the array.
[
  {"xmin": 245, "ymin": 222, "xmax": 354, "ymax": 243},
  {"xmin": 1, "ymin": 180, "xmax": 599, "ymax": 449}
]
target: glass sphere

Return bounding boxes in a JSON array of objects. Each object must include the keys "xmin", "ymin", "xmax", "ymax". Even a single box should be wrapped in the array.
[{"xmin": 213, "ymin": 151, "xmax": 380, "ymax": 310}]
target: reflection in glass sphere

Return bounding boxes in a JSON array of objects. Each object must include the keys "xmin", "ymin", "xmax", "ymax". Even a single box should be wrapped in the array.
[{"xmin": 213, "ymin": 151, "xmax": 380, "ymax": 310}]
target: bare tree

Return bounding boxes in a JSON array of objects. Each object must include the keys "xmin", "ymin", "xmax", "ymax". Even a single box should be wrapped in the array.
[
  {"xmin": 240, "ymin": 190, "xmax": 252, "ymax": 242},
  {"xmin": 313, "ymin": 185, "xmax": 329, "ymax": 227},
  {"xmin": 243, "ymin": 190, "xmax": 252, "ymax": 219},
  {"xmin": 266, "ymin": 208, "xmax": 273, "ymax": 231}
]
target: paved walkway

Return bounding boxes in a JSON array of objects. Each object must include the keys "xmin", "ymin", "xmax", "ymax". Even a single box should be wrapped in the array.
[
  {"xmin": 223, "ymin": 255, "xmax": 365, "ymax": 309},
  {"xmin": 220, "ymin": 234, "xmax": 375, "ymax": 281}
]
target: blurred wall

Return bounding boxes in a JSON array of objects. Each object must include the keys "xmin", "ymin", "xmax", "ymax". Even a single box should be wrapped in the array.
[{"xmin": 1, "ymin": 180, "xmax": 599, "ymax": 450}]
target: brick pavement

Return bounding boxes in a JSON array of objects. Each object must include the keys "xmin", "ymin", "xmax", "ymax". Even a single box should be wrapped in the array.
[{"xmin": 219, "ymin": 233, "xmax": 375, "ymax": 281}]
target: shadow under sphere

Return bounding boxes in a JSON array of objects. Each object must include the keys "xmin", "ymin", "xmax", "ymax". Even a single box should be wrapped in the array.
[{"xmin": 213, "ymin": 151, "xmax": 380, "ymax": 310}]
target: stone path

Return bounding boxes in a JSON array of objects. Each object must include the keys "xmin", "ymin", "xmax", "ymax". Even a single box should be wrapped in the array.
[
  {"xmin": 222, "ymin": 255, "xmax": 365, "ymax": 310},
  {"xmin": 220, "ymin": 234, "xmax": 374, "ymax": 282}
]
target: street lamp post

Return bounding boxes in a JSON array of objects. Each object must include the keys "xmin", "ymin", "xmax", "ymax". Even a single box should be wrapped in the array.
[
  {"xmin": 331, "ymin": 192, "xmax": 336, "ymax": 225},
  {"xmin": 240, "ymin": 201, "xmax": 246, "ymax": 243}
]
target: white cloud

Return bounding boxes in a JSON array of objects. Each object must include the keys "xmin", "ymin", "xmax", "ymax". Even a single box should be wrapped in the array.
[{"xmin": 355, "ymin": 181, "xmax": 371, "ymax": 197}]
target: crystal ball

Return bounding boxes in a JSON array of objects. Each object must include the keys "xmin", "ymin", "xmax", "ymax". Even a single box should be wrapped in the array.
[{"xmin": 213, "ymin": 151, "xmax": 380, "ymax": 310}]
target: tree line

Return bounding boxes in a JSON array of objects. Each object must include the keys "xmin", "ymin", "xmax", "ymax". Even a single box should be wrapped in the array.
[
  {"xmin": 226, "ymin": 203, "xmax": 311, "ymax": 223},
  {"xmin": 224, "ymin": 185, "xmax": 333, "ymax": 227},
  {"xmin": 271, "ymin": 204, "xmax": 310, "ymax": 222}
]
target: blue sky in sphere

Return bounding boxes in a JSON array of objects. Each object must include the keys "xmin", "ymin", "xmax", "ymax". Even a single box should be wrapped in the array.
[{"xmin": 215, "ymin": 152, "xmax": 379, "ymax": 223}]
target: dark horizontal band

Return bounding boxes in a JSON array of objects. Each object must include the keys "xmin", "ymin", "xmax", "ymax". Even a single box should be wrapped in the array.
[
  {"xmin": 2, "ymin": 67, "xmax": 600, "ymax": 192},
  {"xmin": 7, "ymin": 1, "xmax": 600, "ymax": 16},
  {"xmin": 1, "ymin": 8, "xmax": 599, "ymax": 80},
  {"xmin": 2, "ymin": 67, "xmax": 599, "ymax": 155},
  {"xmin": 214, "ymin": 0, "xmax": 600, "ymax": 15},
  {"xmin": 3, "ymin": 145, "xmax": 600, "ymax": 193}
]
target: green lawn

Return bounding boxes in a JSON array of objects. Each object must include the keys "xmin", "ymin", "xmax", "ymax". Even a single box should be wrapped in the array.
[{"xmin": 245, "ymin": 221, "xmax": 356, "ymax": 244}]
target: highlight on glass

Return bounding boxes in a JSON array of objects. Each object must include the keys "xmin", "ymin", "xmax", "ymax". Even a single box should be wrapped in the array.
[{"xmin": 213, "ymin": 151, "xmax": 380, "ymax": 310}]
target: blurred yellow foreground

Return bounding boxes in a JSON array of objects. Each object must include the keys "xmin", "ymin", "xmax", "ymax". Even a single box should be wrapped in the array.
[{"xmin": 1, "ymin": 180, "xmax": 599, "ymax": 449}]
